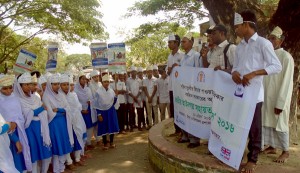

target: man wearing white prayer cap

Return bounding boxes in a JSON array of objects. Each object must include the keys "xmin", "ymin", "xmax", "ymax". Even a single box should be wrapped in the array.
[
  {"xmin": 152, "ymin": 65, "xmax": 160, "ymax": 79},
  {"xmin": 115, "ymin": 69, "xmax": 128, "ymax": 132},
  {"xmin": 167, "ymin": 34, "xmax": 184, "ymax": 135},
  {"xmin": 143, "ymin": 65, "xmax": 158, "ymax": 129},
  {"xmin": 127, "ymin": 66, "xmax": 144, "ymax": 131},
  {"xmin": 261, "ymin": 26, "xmax": 294, "ymax": 163},
  {"xmin": 177, "ymin": 33, "xmax": 202, "ymax": 148},
  {"xmin": 232, "ymin": 10, "xmax": 282, "ymax": 172}
]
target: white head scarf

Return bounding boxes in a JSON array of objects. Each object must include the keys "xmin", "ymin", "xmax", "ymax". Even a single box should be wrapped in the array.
[
  {"xmin": 74, "ymin": 72, "xmax": 97, "ymax": 123},
  {"xmin": 89, "ymin": 70, "xmax": 102, "ymax": 98},
  {"xmin": 0, "ymin": 113, "xmax": 19, "ymax": 173},
  {"xmin": 0, "ymin": 84, "xmax": 32, "ymax": 171},
  {"xmin": 13, "ymin": 76, "xmax": 51, "ymax": 147},
  {"xmin": 59, "ymin": 74, "xmax": 87, "ymax": 151},
  {"xmin": 93, "ymin": 85, "xmax": 117, "ymax": 110},
  {"xmin": 42, "ymin": 73, "xmax": 74, "ymax": 146}
]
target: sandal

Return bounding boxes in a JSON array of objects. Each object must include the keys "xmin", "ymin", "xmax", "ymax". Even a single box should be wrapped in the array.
[{"xmin": 109, "ymin": 143, "xmax": 116, "ymax": 148}]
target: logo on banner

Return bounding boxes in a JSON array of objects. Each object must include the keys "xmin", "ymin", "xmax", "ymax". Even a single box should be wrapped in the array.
[
  {"xmin": 197, "ymin": 71, "xmax": 205, "ymax": 82},
  {"xmin": 220, "ymin": 146, "xmax": 231, "ymax": 161},
  {"xmin": 234, "ymin": 84, "xmax": 244, "ymax": 98}
]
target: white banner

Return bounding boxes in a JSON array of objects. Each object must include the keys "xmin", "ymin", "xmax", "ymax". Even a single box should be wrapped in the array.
[{"xmin": 172, "ymin": 67, "xmax": 259, "ymax": 170}]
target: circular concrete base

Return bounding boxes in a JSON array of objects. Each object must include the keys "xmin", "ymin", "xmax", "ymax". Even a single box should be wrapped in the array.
[{"xmin": 148, "ymin": 118, "xmax": 235, "ymax": 173}]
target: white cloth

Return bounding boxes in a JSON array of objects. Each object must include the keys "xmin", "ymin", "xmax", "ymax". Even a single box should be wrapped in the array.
[
  {"xmin": 262, "ymin": 48, "xmax": 294, "ymax": 132},
  {"xmin": 0, "ymin": 92, "xmax": 32, "ymax": 171},
  {"xmin": 0, "ymin": 113, "xmax": 19, "ymax": 173},
  {"xmin": 74, "ymin": 83, "xmax": 97, "ymax": 123},
  {"xmin": 13, "ymin": 80, "xmax": 51, "ymax": 147},
  {"xmin": 143, "ymin": 77, "xmax": 158, "ymax": 106},
  {"xmin": 232, "ymin": 33, "xmax": 282, "ymax": 102},
  {"xmin": 116, "ymin": 81, "xmax": 126, "ymax": 104},
  {"xmin": 157, "ymin": 77, "xmax": 170, "ymax": 103},
  {"xmin": 93, "ymin": 86, "xmax": 119, "ymax": 110},
  {"xmin": 167, "ymin": 52, "xmax": 184, "ymax": 91},
  {"xmin": 127, "ymin": 77, "xmax": 143, "ymax": 107},
  {"xmin": 180, "ymin": 49, "xmax": 201, "ymax": 67},
  {"xmin": 208, "ymin": 40, "xmax": 236, "ymax": 69},
  {"xmin": 42, "ymin": 81, "xmax": 74, "ymax": 146},
  {"xmin": 62, "ymin": 90, "xmax": 87, "ymax": 151}
]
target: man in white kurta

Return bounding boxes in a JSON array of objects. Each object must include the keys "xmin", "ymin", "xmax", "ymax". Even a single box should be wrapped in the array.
[{"xmin": 262, "ymin": 26, "xmax": 294, "ymax": 163}]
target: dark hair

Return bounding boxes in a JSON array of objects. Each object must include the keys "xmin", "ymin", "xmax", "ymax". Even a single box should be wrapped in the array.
[
  {"xmin": 174, "ymin": 35, "xmax": 181, "ymax": 46},
  {"xmin": 240, "ymin": 10, "xmax": 257, "ymax": 31},
  {"xmin": 31, "ymin": 71, "xmax": 41, "ymax": 78}
]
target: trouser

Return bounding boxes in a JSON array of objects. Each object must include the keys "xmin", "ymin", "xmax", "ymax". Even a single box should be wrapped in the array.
[
  {"xmin": 146, "ymin": 102, "xmax": 159, "ymax": 125},
  {"xmin": 66, "ymin": 150, "xmax": 81, "ymax": 165},
  {"xmin": 169, "ymin": 91, "xmax": 181, "ymax": 133},
  {"xmin": 117, "ymin": 103, "xmax": 126, "ymax": 131},
  {"xmin": 136, "ymin": 107, "xmax": 145, "ymax": 128},
  {"xmin": 52, "ymin": 155, "xmax": 67, "ymax": 173},
  {"xmin": 86, "ymin": 127, "xmax": 93, "ymax": 145},
  {"xmin": 144, "ymin": 101, "xmax": 149, "ymax": 125},
  {"xmin": 128, "ymin": 103, "xmax": 136, "ymax": 128},
  {"xmin": 93, "ymin": 124, "xmax": 100, "ymax": 142},
  {"xmin": 159, "ymin": 103, "xmax": 170, "ymax": 121},
  {"xmin": 32, "ymin": 158, "xmax": 51, "ymax": 173},
  {"xmin": 181, "ymin": 130, "xmax": 200, "ymax": 144},
  {"xmin": 103, "ymin": 134, "xmax": 114, "ymax": 145},
  {"xmin": 247, "ymin": 102, "xmax": 263, "ymax": 163}
]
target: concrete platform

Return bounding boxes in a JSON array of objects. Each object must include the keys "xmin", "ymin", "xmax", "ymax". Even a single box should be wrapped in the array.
[{"xmin": 148, "ymin": 119, "xmax": 300, "ymax": 173}]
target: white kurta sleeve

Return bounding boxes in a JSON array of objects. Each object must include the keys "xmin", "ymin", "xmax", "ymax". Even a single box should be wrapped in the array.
[{"xmin": 276, "ymin": 53, "xmax": 294, "ymax": 109}]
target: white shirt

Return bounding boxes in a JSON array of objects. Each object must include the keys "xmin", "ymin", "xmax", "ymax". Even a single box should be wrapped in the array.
[
  {"xmin": 143, "ymin": 77, "xmax": 157, "ymax": 106},
  {"xmin": 232, "ymin": 33, "xmax": 282, "ymax": 102},
  {"xmin": 116, "ymin": 81, "xmax": 127, "ymax": 104},
  {"xmin": 167, "ymin": 52, "xmax": 184, "ymax": 91},
  {"xmin": 127, "ymin": 77, "xmax": 142, "ymax": 104},
  {"xmin": 208, "ymin": 40, "xmax": 236, "ymax": 69},
  {"xmin": 157, "ymin": 77, "xmax": 170, "ymax": 103},
  {"xmin": 180, "ymin": 49, "xmax": 201, "ymax": 67}
]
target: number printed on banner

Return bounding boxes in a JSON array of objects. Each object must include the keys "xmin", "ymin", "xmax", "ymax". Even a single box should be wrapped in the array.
[{"xmin": 217, "ymin": 117, "xmax": 234, "ymax": 133}]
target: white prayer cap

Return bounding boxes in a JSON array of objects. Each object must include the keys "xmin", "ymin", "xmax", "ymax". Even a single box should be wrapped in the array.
[
  {"xmin": 31, "ymin": 74, "xmax": 38, "ymax": 83},
  {"xmin": 49, "ymin": 73, "xmax": 60, "ymax": 83},
  {"xmin": 168, "ymin": 34, "xmax": 176, "ymax": 41},
  {"xmin": 101, "ymin": 69, "xmax": 108, "ymax": 74},
  {"xmin": 18, "ymin": 72, "xmax": 32, "ymax": 84},
  {"xmin": 146, "ymin": 66, "xmax": 153, "ymax": 71},
  {"xmin": 69, "ymin": 76, "xmax": 74, "ymax": 84},
  {"xmin": 102, "ymin": 74, "xmax": 109, "ymax": 82},
  {"xmin": 78, "ymin": 71, "xmax": 85, "ymax": 78},
  {"xmin": 59, "ymin": 74, "xmax": 70, "ymax": 83},
  {"xmin": 270, "ymin": 26, "xmax": 283, "ymax": 39},
  {"xmin": 0, "ymin": 74, "xmax": 15, "ymax": 87},
  {"xmin": 153, "ymin": 65, "xmax": 158, "ymax": 70},
  {"xmin": 183, "ymin": 32, "xmax": 193, "ymax": 41},
  {"xmin": 234, "ymin": 12, "xmax": 243, "ymax": 25},
  {"xmin": 38, "ymin": 75, "xmax": 47, "ymax": 85},
  {"xmin": 130, "ymin": 66, "xmax": 137, "ymax": 72},
  {"xmin": 90, "ymin": 70, "xmax": 100, "ymax": 78},
  {"xmin": 137, "ymin": 67, "xmax": 143, "ymax": 72},
  {"xmin": 44, "ymin": 72, "xmax": 52, "ymax": 81}
]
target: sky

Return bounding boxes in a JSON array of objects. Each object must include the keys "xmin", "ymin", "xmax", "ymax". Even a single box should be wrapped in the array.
[{"xmin": 64, "ymin": 0, "xmax": 159, "ymax": 55}]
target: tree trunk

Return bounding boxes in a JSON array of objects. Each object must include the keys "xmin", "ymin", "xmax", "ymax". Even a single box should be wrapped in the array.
[{"xmin": 269, "ymin": 0, "xmax": 300, "ymax": 143}]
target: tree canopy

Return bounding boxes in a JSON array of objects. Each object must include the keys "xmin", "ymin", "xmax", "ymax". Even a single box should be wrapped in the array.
[{"xmin": 0, "ymin": 0, "xmax": 107, "ymax": 69}]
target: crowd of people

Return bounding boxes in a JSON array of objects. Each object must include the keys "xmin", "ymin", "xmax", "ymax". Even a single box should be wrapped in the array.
[{"xmin": 0, "ymin": 10, "xmax": 295, "ymax": 173}]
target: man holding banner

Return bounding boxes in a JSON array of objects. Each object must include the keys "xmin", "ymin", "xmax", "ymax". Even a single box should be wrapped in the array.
[
  {"xmin": 232, "ymin": 10, "xmax": 282, "ymax": 173},
  {"xmin": 178, "ymin": 33, "xmax": 202, "ymax": 148}
]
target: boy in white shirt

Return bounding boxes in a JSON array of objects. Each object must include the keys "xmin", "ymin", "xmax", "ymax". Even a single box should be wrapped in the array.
[{"xmin": 157, "ymin": 69, "xmax": 170, "ymax": 121}]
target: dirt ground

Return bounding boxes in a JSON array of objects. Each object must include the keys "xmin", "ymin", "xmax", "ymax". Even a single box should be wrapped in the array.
[
  {"xmin": 163, "ymin": 123, "xmax": 300, "ymax": 173},
  {"xmin": 75, "ymin": 130, "xmax": 156, "ymax": 173}
]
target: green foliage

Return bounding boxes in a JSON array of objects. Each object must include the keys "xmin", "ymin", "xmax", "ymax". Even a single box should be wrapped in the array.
[
  {"xmin": 126, "ymin": 0, "xmax": 207, "ymax": 28},
  {"xmin": 126, "ymin": 22, "xmax": 189, "ymax": 67},
  {"xmin": 0, "ymin": 0, "xmax": 107, "ymax": 66},
  {"xmin": 65, "ymin": 54, "xmax": 92, "ymax": 71}
]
